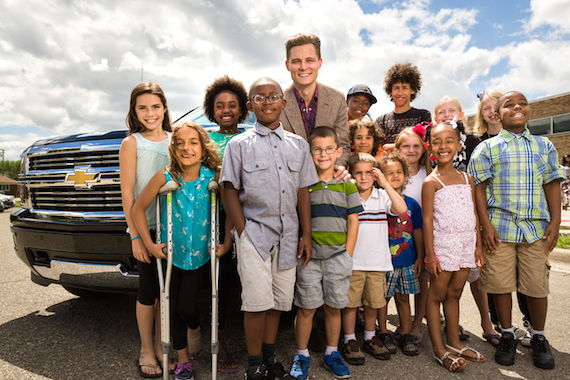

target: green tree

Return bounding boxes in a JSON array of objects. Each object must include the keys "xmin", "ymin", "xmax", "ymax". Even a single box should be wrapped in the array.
[{"xmin": 2, "ymin": 160, "xmax": 21, "ymax": 181}]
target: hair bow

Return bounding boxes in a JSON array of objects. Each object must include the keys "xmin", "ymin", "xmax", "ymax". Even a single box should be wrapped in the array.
[
  {"xmin": 450, "ymin": 116, "xmax": 458, "ymax": 129},
  {"xmin": 412, "ymin": 121, "xmax": 432, "ymax": 140}
]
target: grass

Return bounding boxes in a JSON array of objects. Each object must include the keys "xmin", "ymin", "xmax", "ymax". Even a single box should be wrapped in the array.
[{"xmin": 556, "ymin": 233, "xmax": 570, "ymax": 249}]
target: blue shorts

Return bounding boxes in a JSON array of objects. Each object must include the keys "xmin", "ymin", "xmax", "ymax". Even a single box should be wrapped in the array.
[{"xmin": 386, "ymin": 264, "xmax": 420, "ymax": 297}]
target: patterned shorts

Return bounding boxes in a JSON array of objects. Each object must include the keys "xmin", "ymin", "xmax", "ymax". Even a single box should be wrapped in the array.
[{"xmin": 386, "ymin": 264, "xmax": 420, "ymax": 297}]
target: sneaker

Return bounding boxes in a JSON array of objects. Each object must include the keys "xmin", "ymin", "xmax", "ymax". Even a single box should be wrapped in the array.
[
  {"xmin": 324, "ymin": 351, "xmax": 351, "ymax": 379},
  {"xmin": 245, "ymin": 364, "xmax": 268, "ymax": 380},
  {"xmin": 531, "ymin": 335, "xmax": 555, "ymax": 369},
  {"xmin": 362, "ymin": 335, "xmax": 391, "ymax": 360},
  {"xmin": 266, "ymin": 357, "xmax": 294, "ymax": 379},
  {"xmin": 340, "ymin": 339, "xmax": 365, "ymax": 365},
  {"xmin": 495, "ymin": 332, "xmax": 517, "ymax": 366},
  {"xmin": 175, "ymin": 362, "xmax": 194, "ymax": 380},
  {"xmin": 289, "ymin": 355, "xmax": 310, "ymax": 380},
  {"xmin": 377, "ymin": 333, "xmax": 397, "ymax": 355},
  {"xmin": 521, "ymin": 319, "xmax": 532, "ymax": 347},
  {"xmin": 513, "ymin": 327, "xmax": 526, "ymax": 340},
  {"xmin": 400, "ymin": 334, "xmax": 419, "ymax": 356}
]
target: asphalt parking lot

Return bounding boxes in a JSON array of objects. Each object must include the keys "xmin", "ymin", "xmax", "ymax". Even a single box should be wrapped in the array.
[{"xmin": 1, "ymin": 208, "xmax": 570, "ymax": 379}]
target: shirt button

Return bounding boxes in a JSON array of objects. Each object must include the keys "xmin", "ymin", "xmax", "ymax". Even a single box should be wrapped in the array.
[
  {"xmin": 279, "ymin": 166, "xmax": 282, "ymax": 170},
  {"xmin": 274, "ymin": 145, "xmax": 277, "ymax": 148},
  {"xmin": 255, "ymin": 165, "xmax": 259, "ymax": 168},
  {"xmin": 282, "ymin": 190, "xmax": 285, "ymax": 193}
]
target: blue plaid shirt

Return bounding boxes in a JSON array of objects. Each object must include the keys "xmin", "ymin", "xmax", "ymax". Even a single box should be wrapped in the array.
[
  {"xmin": 468, "ymin": 128, "xmax": 564, "ymax": 243},
  {"xmin": 293, "ymin": 85, "xmax": 318, "ymax": 135}
]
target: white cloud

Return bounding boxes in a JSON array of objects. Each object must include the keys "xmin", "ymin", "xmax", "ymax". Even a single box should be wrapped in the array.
[{"xmin": 527, "ymin": 0, "xmax": 570, "ymax": 34}]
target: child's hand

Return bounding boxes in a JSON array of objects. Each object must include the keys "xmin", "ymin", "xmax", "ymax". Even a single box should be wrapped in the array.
[
  {"xmin": 298, "ymin": 236, "xmax": 312, "ymax": 266},
  {"xmin": 215, "ymin": 240, "xmax": 232, "ymax": 259},
  {"xmin": 148, "ymin": 243, "xmax": 168, "ymax": 259},
  {"xmin": 481, "ymin": 224, "xmax": 501, "ymax": 253},
  {"xmin": 132, "ymin": 238, "xmax": 152, "ymax": 263},
  {"xmin": 543, "ymin": 222, "xmax": 560, "ymax": 252},
  {"xmin": 371, "ymin": 167, "xmax": 387, "ymax": 187},
  {"xmin": 413, "ymin": 258, "xmax": 423, "ymax": 278},
  {"xmin": 333, "ymin": 165, "xmax": 351, "ymax": 182},
  {"xmin": 475, "ymin": 246, "xmax": 485, "ymax": 268},
  {"xmin": 426, "ymin": 261, "xmax": 442, "ymax": 277}
]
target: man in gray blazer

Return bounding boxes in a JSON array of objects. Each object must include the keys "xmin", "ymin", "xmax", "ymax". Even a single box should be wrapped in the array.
[{"xmin": 280, "ymin": 33, "xmax": 350, "ymax": 166}]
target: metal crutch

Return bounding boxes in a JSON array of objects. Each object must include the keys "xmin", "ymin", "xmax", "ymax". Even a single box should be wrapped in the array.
[
  {"xmin": 156, "ymin": 180, "xmax": 178, "ymax": 380},
  {"xmin": 208, "ymin": 180, "xmax": 220, "ymax": 380}
]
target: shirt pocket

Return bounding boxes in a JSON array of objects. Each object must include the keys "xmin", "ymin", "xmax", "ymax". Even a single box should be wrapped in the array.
[
  {"xmin": 532, "ymin": 153, "xmax": 547, "ymax": 183},
  {"xmin": 287, "ymin": 158, "xmax": 302, "ymax": 186},
  {"xmin": 243, "ymin": 160, "xmax": 270, "ymax": 188}
]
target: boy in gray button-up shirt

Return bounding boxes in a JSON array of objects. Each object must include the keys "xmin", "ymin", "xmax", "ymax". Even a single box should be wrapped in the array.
[{"xmin": 221, "ymin": 77, "xmax": 318, "ymax": 379}]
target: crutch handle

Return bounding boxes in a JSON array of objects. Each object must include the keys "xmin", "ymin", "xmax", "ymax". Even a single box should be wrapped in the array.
[
  {"xmin": 159, "ymin": 180, "xmax": 178, "ymax": 195},
  {"xmin": 208, "ymin": 180, "xmax": 219, "ymax": 193}
]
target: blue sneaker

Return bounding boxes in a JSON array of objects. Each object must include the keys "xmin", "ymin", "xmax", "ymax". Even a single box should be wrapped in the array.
[
  {"xmin": 290, "ymin": 355, "xmax": 310, "ymax": 380},
  {"xmin": 324, "ymin": 351, "xmax": 350, "ymax": 379}
]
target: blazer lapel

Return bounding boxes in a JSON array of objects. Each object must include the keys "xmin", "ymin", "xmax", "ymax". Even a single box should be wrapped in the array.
[
  {"xmin": 315, "ymin": 83, "xmax": 331, "ymax": 128},
  {"xmin": 282, "ymin": 84, "xmax": 308, "ymax": 140}
]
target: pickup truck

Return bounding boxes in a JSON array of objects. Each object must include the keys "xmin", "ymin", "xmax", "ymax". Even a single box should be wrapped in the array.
[{"xmin": 10, "ymin": 108, "xmax": 253, "ymax": 296}]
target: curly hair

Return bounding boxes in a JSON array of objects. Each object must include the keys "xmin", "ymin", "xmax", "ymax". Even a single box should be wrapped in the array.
[
  {"xmin": 383, "ymin": 62, "xmax": 422, "ymax": 102},
  {"xmin": 475, "ymin": 90, "xmax": 503, "ymax": 136},
  {"xmin": 378, "ymin": 150, "xmax": 411, "ymax": 187},
  {"xmin": 167, "ymin": 122, "xmax": 222, "ymax": 187},
  {"xmin": 348, "ymin": 119, "xmax": 385, "ymax": 155},
  {"xmin": 203, "ymin": 75, "xmax": 249, "ymax": 124},
  {"xmin": 394, "ymin": 127, "xmax": 432, "ymax": 175},
  {"xmin": 126, "ymin": 82, "xmax": 172, "ymax": 135}
]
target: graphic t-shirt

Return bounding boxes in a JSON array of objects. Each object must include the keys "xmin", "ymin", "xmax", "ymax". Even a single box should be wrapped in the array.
[
  {"xmin": 375, "ymin": 107, "xmax": 431, "ymax": 144},
  {"xmin": 388, "ymin": 196, "xmax": 422, "ymax": 267}
]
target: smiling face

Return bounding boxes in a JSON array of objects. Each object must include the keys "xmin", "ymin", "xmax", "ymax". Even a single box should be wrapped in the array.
[
  {"xmin": 286, "ymin": 43, "xmax": 322, "ymax": 89},
  {"xmin": 352, "ymin": 127, "xmax": 374, "ymax": 154},
  {"xmin": 381, "ymin": 160, "xmax": 406, "ymax": 192},
  {"xmin": 310, "ymin": 136, "xmax": 341, "ymax": 173},
  {"xmin": 398, "ymin": 135, "xmax": 424, "ymax": 166},
  {"xmin": 347, "ymin": 94, "xmax": 372, "ymax": 121},
  {"xmin": 173, "ymin": 126, "xmax": 203, "ymax": 170},
  {"xmin": 135, "ymin": 93, "xmax": 166, "ymax": 132},
  {"xmin": 390, "ymin": 81, "xmax": 415, "ymax": 109},
  {"xmin": 247, "ymin": 83, "xmax": 285, "ymax": 130},
  {"xmin": 429, "ymin": 124, "xmax": 461, "ymax": 164},
  {"xmin": 434, "ymin": 100, "xmax": 464, "ymax": 123},
  {"xmin": 352, "ymin": 161, "xmax": 375, "ymax": 193},
  {"xmin": 481, "ymin": 96, "xmax": 500, "ymax": 126},
  {"xmin": 213, "ymin": 91, "xmax": 240, "ymax": 131},
  {"xmin": 496, "ymin": 92, "xmax": 530, "ymax": 134}
]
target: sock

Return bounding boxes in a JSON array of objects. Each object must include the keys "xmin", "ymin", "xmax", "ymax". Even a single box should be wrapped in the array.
[
  {"xmin": 530, "ymin": 328, "xmax": 545, "ymax": 337},
  {"xmin": 364, "ymin": 330, "xmax": 375, "ymax": 341},
  {"xmin": 248, "ymin": 354, "xmax": 263, "ymax": 368},
  {"xmin": 262, "ymin": 343, "xmax": 275, "ymax": 364},
  {"xmin": 297, "ymin": 348, "xmax": 310, "ymax": 357},
  {"xmin": 324, "ymin": 345, "xmax": 338, "ymax": 356},
  {"xmin": 501, "ymin": 326, "xmax": 516, "ymax": 335},
  {"xmin": 344, "ymin": 333, "xmax": 357, "ymax": 344}
]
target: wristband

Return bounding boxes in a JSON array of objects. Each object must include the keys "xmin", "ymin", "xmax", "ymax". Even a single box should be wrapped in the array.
[
  {"xmin": 424, "ymin": 257, "xmax": 439, "ymax": 264},
  {"xmin": 130, "ymin": 235, "xmax": 141, "ymax": 241}
]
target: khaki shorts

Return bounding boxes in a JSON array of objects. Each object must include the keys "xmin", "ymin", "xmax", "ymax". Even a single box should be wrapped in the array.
[
  {"xmin": 233, "ymin": 229, "xmax": 296, "ymax": 312},
  {"xmin": 346, "ymin": 270, "xmax": 387, "ymax": 309},
  {"xmin": 480, "ymin": 239, "xmax": 550, "ymax": 298}
]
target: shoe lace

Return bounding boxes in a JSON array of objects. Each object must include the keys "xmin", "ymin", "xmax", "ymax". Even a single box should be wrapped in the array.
[
  {"xmin": 533, "ymin": 336, "xmax": 549, "ymax": 353},
  {"xmin": 175, "ymin": 362, "xmax": 193, "ymax": 375},
  {"xmin": 292, "ymin": 358, "xmax": 306, "ymax": 371},
  {"xmin": 268, "ymin": 360, "xmax": 287, "ymax": 376},
  {"xmin": 347, "ymin": 340, "xmax": 360, "ymax": 352}
]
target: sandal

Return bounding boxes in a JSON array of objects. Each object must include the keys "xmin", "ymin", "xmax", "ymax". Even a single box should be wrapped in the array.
[
  {"xmin": 401, "ymin": 334, "xmax": 419, "ymax": 356},
  {"xmin": 187, "ymin": 326, "xmax": 202, "ymax": 359},
  {"xmin": 156, "ymin": 356, "xmax": 177, "ymax": 374},
  {"xmin": 434, "ymin": 351, "xmax": 466, "ymax": 372},
  {"xmin": 135, "ymin": 359, "xmax": 162, "ymax": 379},
  {"xmin": 445, "ymin": 344, "xmax": 485, "ymax": 362},
  {"xmin": 482, "ymin": 333, "xmax": 501, "ymax": 348},
  {"xmin": 458, "ymin": 325, "xmax": 470, "ymax": 341},
  {"xmin": 218, "ymin": 354, "xmax": 239, "ymax": 373}
]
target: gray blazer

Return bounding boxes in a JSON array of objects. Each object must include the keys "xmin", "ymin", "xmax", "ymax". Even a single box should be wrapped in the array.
[{"xmin": 280, "ymin": 82, "xmax": 350, "ymax": 166}]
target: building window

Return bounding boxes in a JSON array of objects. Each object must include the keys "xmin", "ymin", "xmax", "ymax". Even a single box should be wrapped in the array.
[
  {"xmin": 528, "ymin": 118, "xmax": 551, "ymax": 135},
  {"xmin": 553, "ymin": 114, "xmax": 570, "ymax": 134},
  {"xmin": 0, "ymin": 185, "xmax": 9, "ymax": 191}
]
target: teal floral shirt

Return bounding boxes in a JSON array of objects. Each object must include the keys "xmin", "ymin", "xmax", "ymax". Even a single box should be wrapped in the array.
[{"xmin": 160, "ymin": 165, "xmax": 214, "ymax": 270}]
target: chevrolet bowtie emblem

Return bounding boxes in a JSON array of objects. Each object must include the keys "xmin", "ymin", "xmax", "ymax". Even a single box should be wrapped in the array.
[{"xmin": 66, "ymin": 170, "xmax": 97, "ymax": 185}]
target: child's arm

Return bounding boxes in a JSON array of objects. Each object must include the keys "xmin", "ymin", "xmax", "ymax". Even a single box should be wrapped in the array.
[
  {"xmin": 474, "ymin": 181, "xmax": 500, "ymax": 253},
  {"xmin": 132, "ymin": 170, "xmax": 168, "ymax": 259},
  {"xmin": 297, "ymin": 187, "xmax": 312, "ymax": 266},
  {"xmin": 469, "ymin": 174, "xmax": 484, "ymax": 267},
  {"xmin": 543, "ymin": 179, "xmax": 562, "ymax": 252},
  {"xmin": 413, "ymin": 228, "xmax": 424, "ymax": 277},
  {"xmin": 422, "ymin": 177, "xmax": 442, "ymax": 277},
  {"xmin": 371, "ymin": 167, "xmax": 407, "ymax": 214},
  {"xmin": 345, "ymin": 213, "xmax": 359, "ymax": 257},
  {"xmin": 216, "ymin": 171, "xmax": 233, "ymax": 258},
  {"xmin": 223, "ymin": 182, "xmax": 245, "ymax": 236}
]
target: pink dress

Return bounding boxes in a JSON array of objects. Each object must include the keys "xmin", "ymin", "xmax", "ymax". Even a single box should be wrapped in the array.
[{"xmin": 432, "ymin": 172, "xmax": 477, "ymax": 271}]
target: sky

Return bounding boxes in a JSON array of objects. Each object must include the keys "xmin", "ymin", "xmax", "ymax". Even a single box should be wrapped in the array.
[{"xmin": 1, "ymin": 0, "xmax": 570, "ymax": 160}]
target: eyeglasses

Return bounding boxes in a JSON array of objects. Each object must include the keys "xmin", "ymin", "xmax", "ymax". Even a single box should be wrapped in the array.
[
  {"xmin": 311, "ymin": 147, "xmax": 337, "ymax": 155},
  {"xmin": 477, "ymin": 91, "xmax": 485, "ymax": 100},
  {"xmin": 251, "ymin": 94, "xmax": 283, "ymax": 104}
]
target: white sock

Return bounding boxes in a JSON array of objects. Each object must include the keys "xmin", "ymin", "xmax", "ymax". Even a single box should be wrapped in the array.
[
  {"xmin": 324, "ymin": 345, "xmax": 337, "ymax": 356},
  {"xmin": 297, "ymin": 348, "xmax": 310, "ymax": 357},
  {"xmin": 530, "ymin": 328, "xmax": 545, "ymax": 337},
  {"xmin": 501, "ymin": 326, "xmax": 516, "ymax": 335},
  {"xmin": 364, "ymin": 330, "xmax": 375, "ymax": 341},
  {"xmin": 344, "ymin": 333, "xmax": 356, "ymax": 344}
]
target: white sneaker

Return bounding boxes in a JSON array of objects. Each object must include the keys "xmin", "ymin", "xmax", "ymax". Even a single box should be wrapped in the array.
[
  {"xmin": 521, "ymin": 319, "xmax": 532, "ymax": 347},
  {"xmin": 513, "ymin": 326, "xmax": 526, "ymax": 340}
]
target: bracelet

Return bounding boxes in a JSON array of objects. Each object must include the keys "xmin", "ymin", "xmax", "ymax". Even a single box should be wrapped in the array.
[
  {"xmin": 424, "ymin": 257, "xmax": 439, "ymax": 264},
  {"xmin": 130, "ymin": 235, "xmax": 141, "ymax": 241}
]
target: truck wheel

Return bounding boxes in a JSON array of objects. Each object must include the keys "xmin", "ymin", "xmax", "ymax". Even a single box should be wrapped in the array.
[{"xmin": 62, "ymin": 286, "xmax": 115, "ymax": 298}]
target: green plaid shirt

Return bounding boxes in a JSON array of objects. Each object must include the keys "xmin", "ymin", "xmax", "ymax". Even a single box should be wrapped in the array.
[{"xmin": 468, "ymin": 128, "xmax": 564, "ymax": 243}]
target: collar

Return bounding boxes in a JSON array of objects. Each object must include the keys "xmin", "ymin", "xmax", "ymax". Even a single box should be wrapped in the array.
[
  {"xmin": 359, "ymin": 186, "xmax": 379, "ymax": 201},
  {"xmin": 293, "ymin": 83, "xmax": 319, "ymax": 104},
  {"xmin": 499, "ymin": 127, "xmax": 532, "ymax": 142},
  {"xmin": 253, "ymin": 121, "xmax": 284, "ymax": 139}
]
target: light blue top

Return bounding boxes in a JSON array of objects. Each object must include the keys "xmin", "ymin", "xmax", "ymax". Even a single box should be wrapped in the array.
[
  {"xmin": 133, "ymin": 132, "xmax": 171, "ymax": 227},
  {"xmin": 160, "ymin": 166, "xmax": 214, "ymax": 270}
]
